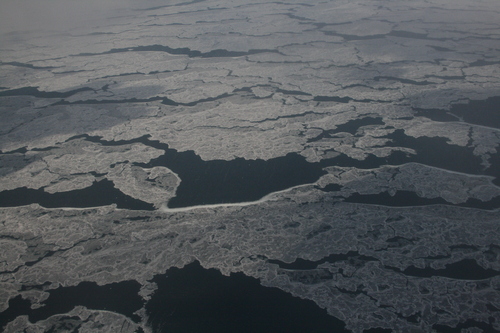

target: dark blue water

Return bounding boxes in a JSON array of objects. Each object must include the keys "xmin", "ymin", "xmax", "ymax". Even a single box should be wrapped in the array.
[
  {"xmin": 268, "ymin": 251, "xmax": 378, "ymax": 270},
  {"xmin": 163, "ymin": 152, "xmax": 326, "ymax": 208},
  {"xmin": 415, "ymin": 96, "xmax": 500, "ymax": 129},
  {"xmin": 0, "ymin": 295, "xmax": 32, "ymax": 330},
  {"xmin": 76, "ymin": 45, "xmax": 278, "ymax": 59},
  {"xmin": 85, "ymin": 136, "xmax": 327, "ymax": 208},
  {"xmin": 0, "ymin": 86, "xmax": 94, "ymax": 98},
  {"xmin": 0, "ymin": 280, "xmax": 143, "ymax": 330},
  {"xmin": 146, "ymin": 261, "xmax": 350, "ymax": 333},
  {"xmin": 0, "ymin": 179, "xmax": 154, "ymax": 210},
  {"xmin": 1, "ymin": 128, "xmax": 495, "ymax": 210}
]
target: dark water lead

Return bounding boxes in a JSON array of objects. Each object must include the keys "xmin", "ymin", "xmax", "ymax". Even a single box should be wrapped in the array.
[
  {"xmin": 448, "ymin": 95, "xmax": 500, "ymax": 128},
  {"xmin": 127, "ymin": 140, "xmax": 327, "ymax": 208},
  {"xmin": 384, "ymin": 129, "xmax": 485, "ymax": 175},
  {"xmin": 0, "ymin": 280, "xmax": 143, "ymax": 330},
  {"xmin": 0, "ymin": 179, "xmax": 154, "ymax": 210},
  {"xmin": 413, "ymin": 95, "xmax": 500, "ymax": 129},
  {"xmin": 316, "ymin": 129, "xmax": 493, "ymax": 181},
  {"xmin": 76, "ymin": 45, "xmax": 278, "ymax": 58},
  {"xmin": 146, "ymin": 260, "xmax": 350, "ymax": 333},
  {"xmin": 30, "ymin": 129, "xmax": 495, "ymax": 211},
  {"xmin": 69, "ymin": 135, "xmax": 327, "ymax": 209},
  {"xmin": 0, "ymin": 86, "xmax": 94, "ymax": 99},
  {"xmin": 383, "ymin": 129, "xmax": 500, "ymax": 186},
  {"xmin": 268, "ymin": 251, "xmax": 378, "ymax": 270}
]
